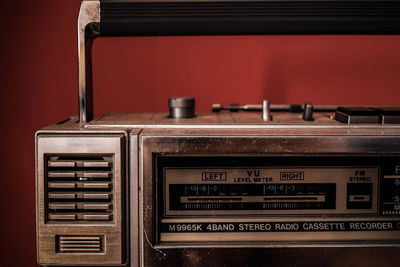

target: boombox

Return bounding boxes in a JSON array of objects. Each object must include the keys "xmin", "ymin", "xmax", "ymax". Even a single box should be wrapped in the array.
[{"xmin": 36, "ymin": 0, "xmax": 400, "ymax": 266}]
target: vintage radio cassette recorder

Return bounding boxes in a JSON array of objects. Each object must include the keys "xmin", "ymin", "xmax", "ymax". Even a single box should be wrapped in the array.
[{"xmin": 36, "ymin": 0, "xmax": 400, "ymax": 266}]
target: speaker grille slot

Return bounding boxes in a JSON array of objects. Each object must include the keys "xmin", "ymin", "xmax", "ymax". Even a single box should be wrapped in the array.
[
  {"xmin": 56, "ymin": 235, "xmax": 103, "ymax": 253},
  {"xmin": 45, "ymin": 155, "xmax": 113, "ymax": 223}
]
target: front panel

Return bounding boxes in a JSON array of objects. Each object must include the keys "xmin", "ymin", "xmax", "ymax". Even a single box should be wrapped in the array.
[{"xmin": 140, "ymin": 133, "xmax": 400, "ymax": 266}]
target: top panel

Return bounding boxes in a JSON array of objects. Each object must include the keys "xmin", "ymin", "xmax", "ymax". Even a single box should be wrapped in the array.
[{"xmin": 85, "ymin": 111, "xmax": 400, "ymax": 129}]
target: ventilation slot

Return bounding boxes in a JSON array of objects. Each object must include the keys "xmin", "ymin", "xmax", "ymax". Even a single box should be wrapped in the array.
[
  {"xmin": 45, "ymin": 155, "xmax": 113, "ymax": 223},
  {"xmin": 56, "ymin": 235, "xmax": 103, "ymax": 253}
]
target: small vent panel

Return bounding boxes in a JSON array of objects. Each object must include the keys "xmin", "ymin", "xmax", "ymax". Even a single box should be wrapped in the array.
[
  {"xmin": 56, "ymin": 235, "xmax": 103, "ymax": 253},
  {"xmin": 45, "ymin": 155, "xmax": 113, "ymax": 223}
]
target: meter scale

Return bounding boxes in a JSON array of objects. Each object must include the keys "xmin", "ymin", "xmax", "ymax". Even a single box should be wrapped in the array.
[{"xmin": 169, "ymin": 183, "xmax": 336, "ymax": 211}]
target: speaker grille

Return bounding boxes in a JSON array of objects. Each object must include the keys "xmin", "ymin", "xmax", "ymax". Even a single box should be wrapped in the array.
[
  {"xmin": 45, "ymin": 155, "xmax": 113, "ymax": 223},
  {"xmin": 56, "ymin": 235, "xmax": 103, "ymax": 253}
]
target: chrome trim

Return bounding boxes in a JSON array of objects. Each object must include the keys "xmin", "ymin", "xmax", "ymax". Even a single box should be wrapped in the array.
[
  {"xmin": 86, "ymin": 124, "xmax": 400, "ymax": 129},
  {"xmin": 130, "ymin": 132, "xmax": 140, "ymax": 267},
  {"xmin": 78, "ymin": 0, "xmax": 100, "ymax": 123}
]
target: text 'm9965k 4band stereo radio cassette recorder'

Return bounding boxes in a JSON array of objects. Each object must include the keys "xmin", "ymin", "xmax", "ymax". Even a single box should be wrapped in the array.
[{"xmin": 36, "ymin": 0, "xmax": 400, "ymax": 266}]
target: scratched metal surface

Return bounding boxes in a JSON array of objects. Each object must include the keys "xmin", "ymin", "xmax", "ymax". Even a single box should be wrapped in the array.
[
  {"xmin": 88, "ymin": 112, "xmax": 338, "ymax": 126},
  {"xmin": 137, "ymin": 247, "xmax": 399, "ymax": 267}
]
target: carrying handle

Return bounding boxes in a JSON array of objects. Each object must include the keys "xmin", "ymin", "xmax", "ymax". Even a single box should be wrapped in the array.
[
  {"xmin": 78, "ymin": 0, "xmax": 100, "ymax": 123},
  {"xmin": 78, "ymin": 0, "xmax": 400, "ymax": 123}
]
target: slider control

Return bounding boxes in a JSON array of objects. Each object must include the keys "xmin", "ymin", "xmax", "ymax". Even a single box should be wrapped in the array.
[
  {"xmin": 302, "ymin": 102, "xmax": 314, "ymax": 121},
  {"xmin": 262, "ymin": 100, "xmax": 272, "ymax": 121}
]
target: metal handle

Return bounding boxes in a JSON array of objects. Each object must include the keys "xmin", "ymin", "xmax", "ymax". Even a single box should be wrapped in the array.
[
  {"xmin": 78, "ymin": 0, "xmax": 100, "ymax": 123},
  {"xmin": 78, "ymin": 0, "xmax": 400, "ymax": 123}
]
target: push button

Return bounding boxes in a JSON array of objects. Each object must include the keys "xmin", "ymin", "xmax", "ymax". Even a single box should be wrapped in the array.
[
  {"xmin": 375, "ymin": 108, "xmax": 400, "ymax": 124},
  {"xmin": 347, "ymin": 183, "xmax": 373, "ymax": 209},
  {"xmin": 335, "ymin": 107, "xmax": 380, "ymax": 124}
]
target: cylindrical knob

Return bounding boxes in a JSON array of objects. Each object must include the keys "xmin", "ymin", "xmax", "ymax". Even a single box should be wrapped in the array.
[
  {"xmin": 212, "ymin": 103, "xmax": 222, "ymax": 112},
  {"xmin": 303, "ymin": 102, "xmax": 314, "ymax": 121},
  {"xmin": 169, "ymin": 97, "xmax": 195, "ymax": 118}
]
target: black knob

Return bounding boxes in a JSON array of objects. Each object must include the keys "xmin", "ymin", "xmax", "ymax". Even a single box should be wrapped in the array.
[
  {"xmin": 303, "ymin": 102, "xmax": 314, "ymax": 121},
  {"xmin": 169, "ymin": 97, "xmax": 195, "ymax": 119}
]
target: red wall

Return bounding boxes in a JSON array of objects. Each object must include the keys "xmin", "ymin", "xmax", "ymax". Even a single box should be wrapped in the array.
[{"xmin": 0, "ymin": 1, "xmax": 399, "ymax": 266}]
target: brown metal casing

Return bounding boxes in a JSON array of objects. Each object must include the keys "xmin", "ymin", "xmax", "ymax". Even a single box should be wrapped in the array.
[{"xmin": 35, "ymin": 112, "xmax": 400, "ymax": 267}]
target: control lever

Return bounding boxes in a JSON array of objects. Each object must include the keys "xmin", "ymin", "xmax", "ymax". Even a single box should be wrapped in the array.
[
  {"xmin": 302, "ymin": 102, "xmax": 314, "ymax": 121},
  {"xmin": 262, "ymin": 100, "xmax": 272, "ymax": 121}
]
